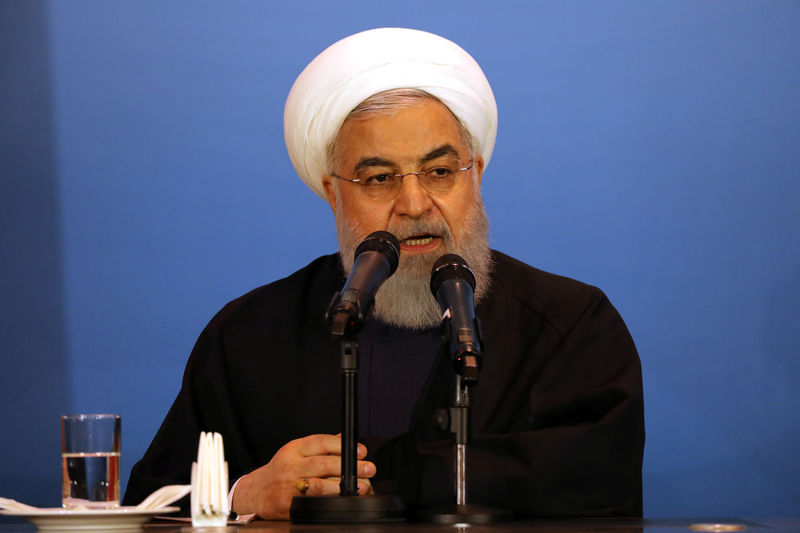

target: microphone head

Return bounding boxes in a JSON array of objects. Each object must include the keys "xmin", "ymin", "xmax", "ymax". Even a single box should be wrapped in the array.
[
  {"xmin": 354, "ymin": 231, "xmax": 401, "ymax": 275},
  {"xmin": 430, "ymin": 253, "xmax": 476, "ymax": 296}
]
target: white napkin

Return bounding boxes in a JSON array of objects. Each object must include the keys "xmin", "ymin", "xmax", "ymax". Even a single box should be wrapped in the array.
[
  {"xmin": 0, "ymin": 484, "xmax": 190, "ymax": 512},
  {"xmin": 136, "ymin": 484, "xmax": 191, "ymax": 510},
  {"xmin": 0, "ymin": 498, "xmax": 41, "ymax": 513},
  {"xmin": 190, "ymin": 431, "xmax": 229, "ymax": 527}
]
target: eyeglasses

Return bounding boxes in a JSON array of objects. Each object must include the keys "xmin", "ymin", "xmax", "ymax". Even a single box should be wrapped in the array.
[{"xmin": 331, "ymin": 159, "xmax": 474, "ymax": 201}]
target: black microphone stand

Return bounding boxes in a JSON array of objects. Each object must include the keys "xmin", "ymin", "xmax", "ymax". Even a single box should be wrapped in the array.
[
  {"xmin": 289, "ymin": 296, "xmax": 405, "ymax": 523},
  {"xmin": 415, "ymin": 320, "xmax": 513, "ymax": 524}
]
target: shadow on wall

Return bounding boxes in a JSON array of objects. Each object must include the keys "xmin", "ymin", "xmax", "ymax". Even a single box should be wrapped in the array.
[{"xmin": 0, "ymin": 1, "xmax": 70, "ymax": 506}]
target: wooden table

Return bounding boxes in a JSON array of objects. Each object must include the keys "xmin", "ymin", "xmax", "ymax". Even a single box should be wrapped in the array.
[{"xmin": 2, "ymin": 516, "xmax": 798, "ymax": 533}]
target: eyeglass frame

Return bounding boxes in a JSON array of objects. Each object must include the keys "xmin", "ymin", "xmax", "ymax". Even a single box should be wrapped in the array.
[{"xmin": 329, "ymin": 160, "xmax": 475, "ymax": 197}]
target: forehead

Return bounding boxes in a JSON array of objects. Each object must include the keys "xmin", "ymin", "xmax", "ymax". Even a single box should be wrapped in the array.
[{"xmin": 334, "ymin": 100, "xmax": 469, "ymax": 167}]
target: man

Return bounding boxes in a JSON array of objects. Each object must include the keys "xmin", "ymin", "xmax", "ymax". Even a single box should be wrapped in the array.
[{"xmin": 123, "ymin": 28, "xmax": 644, "ymax": 519}]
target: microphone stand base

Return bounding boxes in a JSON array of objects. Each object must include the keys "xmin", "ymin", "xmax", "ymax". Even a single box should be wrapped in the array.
[
  {"xmin": 411, "ymin": 504, "xmax": 513, "ymax": 524},
  {"xmin": 290, "ymin": 494, "xmax": 406, "ymax": 524}
]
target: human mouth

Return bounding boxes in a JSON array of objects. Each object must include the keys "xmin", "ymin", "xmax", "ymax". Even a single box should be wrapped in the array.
[
  {"xmin": 399, "ymin": 235, "xmax": 442, "ymax": 253},
  {"xmin": 404, "ymin": 236, "xmax": 433, "ymax": 246}
]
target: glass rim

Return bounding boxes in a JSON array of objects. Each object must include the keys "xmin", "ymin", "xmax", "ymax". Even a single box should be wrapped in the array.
[{"xmin": 61, "ymin": 413, "xmax": 120, "ymax": 420}]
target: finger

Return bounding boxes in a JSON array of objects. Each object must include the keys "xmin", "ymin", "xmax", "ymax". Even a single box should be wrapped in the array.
[
  {"xmin": 323, "ymin": 475, "xmax": 373, "ymax": 483},
  {"xmin": 358, "ymin": 479, "xmax": 374, "ymax": 496},
  {"xmin": 335, "ymin": 434, "xmax": 369, "ymax": 458},
  {"xmin": 306, "ymin": 477, "xmax": 341, "ymax": 496},
  {"xmin": 315, "ymin": 477, "xmax": 373, "ymax": 495},
  {"xmin": 297, "ymin": 456, "xmax": 376, "ymax": 481},
  {"xmin": 357, "ymin": 460, "xmax": 376, "ymax": 478},
  {"xmin": 294, "ymin": 434, "xmax": 342, "ymax": 457},
  {"xmin": 298, "ymin": 454, "xmax": 343, "ymax": 478},
  {"xmin": 295, "ymin": 435, "xmax": 368, "ymax": 459}
]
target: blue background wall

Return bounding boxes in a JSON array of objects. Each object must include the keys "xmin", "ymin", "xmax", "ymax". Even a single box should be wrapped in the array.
[{"xmin": 2, "ymin": 0, "xmax": 798, "ymax": 517}]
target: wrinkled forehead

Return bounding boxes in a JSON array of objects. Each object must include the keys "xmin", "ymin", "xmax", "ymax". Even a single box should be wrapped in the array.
[
  {"xmin": 332, "ymin": 91, "xmax": 475, "ymax": 162},
  {"xmin": 332, "ymin": 98, "xmax": 473, "ymax": 170}
]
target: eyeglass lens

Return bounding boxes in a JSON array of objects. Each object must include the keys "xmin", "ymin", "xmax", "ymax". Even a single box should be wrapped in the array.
[{"xmin": 354, "ymin": 158, "xmax": 473, "ymax": 199}]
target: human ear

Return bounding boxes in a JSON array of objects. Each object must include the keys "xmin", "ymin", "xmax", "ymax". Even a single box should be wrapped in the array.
[
  {"xmin": 473, "ymin": 155, "xmax": 485, "ymax": 188},
  {"xmin": 322, "ymin": 176, "xmax": 338, "ymax": 214}
]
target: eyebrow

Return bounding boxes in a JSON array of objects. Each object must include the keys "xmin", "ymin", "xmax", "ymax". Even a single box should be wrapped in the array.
[
  {"xmin": 352, "ymin": 145, "xmax": 461, "ymax": 174},
  {"xmin": 353, "ymin": 156, "xmax": 395, "ymax": 175},
  {"xmin": 420, "ymin": 144, "xmax": 460, "ymax": 163}
]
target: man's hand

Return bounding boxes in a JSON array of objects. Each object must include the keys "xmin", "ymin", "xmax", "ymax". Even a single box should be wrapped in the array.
[{"xmin": 231, "ymin": 434, "xmax": 376, "ymax": 519}]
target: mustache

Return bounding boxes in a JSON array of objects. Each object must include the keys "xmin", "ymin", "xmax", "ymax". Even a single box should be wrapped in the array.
[{"xmin": 387, "ymin": 218, "xmax": 452, "ymax": 244}]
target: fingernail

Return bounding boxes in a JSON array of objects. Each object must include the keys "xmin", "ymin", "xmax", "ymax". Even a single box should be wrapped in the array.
[{"xmin": 363, "ymin": 463, "xmax": 376, "ymax": 476}]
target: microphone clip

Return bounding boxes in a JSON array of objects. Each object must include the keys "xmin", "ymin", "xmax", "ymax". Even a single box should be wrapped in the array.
[
  {"xmin": 325, "ymin": 290, "xmax": 371, "ymax": 338},
  {"xmin": 440, "ymin": 313, "xmax": 484, "ymax": 384}
]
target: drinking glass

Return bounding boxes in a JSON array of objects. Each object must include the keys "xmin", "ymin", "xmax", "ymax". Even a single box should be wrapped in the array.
[{"xmin": 61, "ymin": 414, "xmax": 121, "ymax": 509}]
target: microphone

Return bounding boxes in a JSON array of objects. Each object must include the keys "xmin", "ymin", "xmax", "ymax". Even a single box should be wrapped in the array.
[
  {"xmin": 326, "ymin": 231, "xmax": 400, "ymax": 337},
  {"xmin": 430, "ymin": 254, "xmax": 483, "ymax": 383}
]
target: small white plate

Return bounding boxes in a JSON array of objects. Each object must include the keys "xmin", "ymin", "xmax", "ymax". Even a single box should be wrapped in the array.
[{"xmin": 0, "ymin": 506, "xmax": 180, "ymax": 530}]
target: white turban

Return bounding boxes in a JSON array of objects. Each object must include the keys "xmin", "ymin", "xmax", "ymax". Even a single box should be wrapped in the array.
[{"xmin": 284, "ymin": 28, "xmax": 498, "ymax": 199}]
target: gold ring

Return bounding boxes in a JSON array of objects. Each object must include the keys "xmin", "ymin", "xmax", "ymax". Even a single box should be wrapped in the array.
[{"xmin": 295, "ymin": 478, "xmax": 309, "ymax": 495}]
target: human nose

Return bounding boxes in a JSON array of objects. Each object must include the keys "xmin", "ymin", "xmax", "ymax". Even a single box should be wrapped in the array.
[{"xmin": 393, "ymin": 173, "xmax": 433, "ymax": 217}]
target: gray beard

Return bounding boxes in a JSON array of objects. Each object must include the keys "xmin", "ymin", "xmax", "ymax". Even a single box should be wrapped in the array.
[{"xmin": 335, "ymin": 199, "xmax": 493, "ymax": 330}]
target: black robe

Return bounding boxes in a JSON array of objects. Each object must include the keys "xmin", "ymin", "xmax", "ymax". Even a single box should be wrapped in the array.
[{"xmin": 123, "ymin": 250, "xmax": 645, "ymax": 517}]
